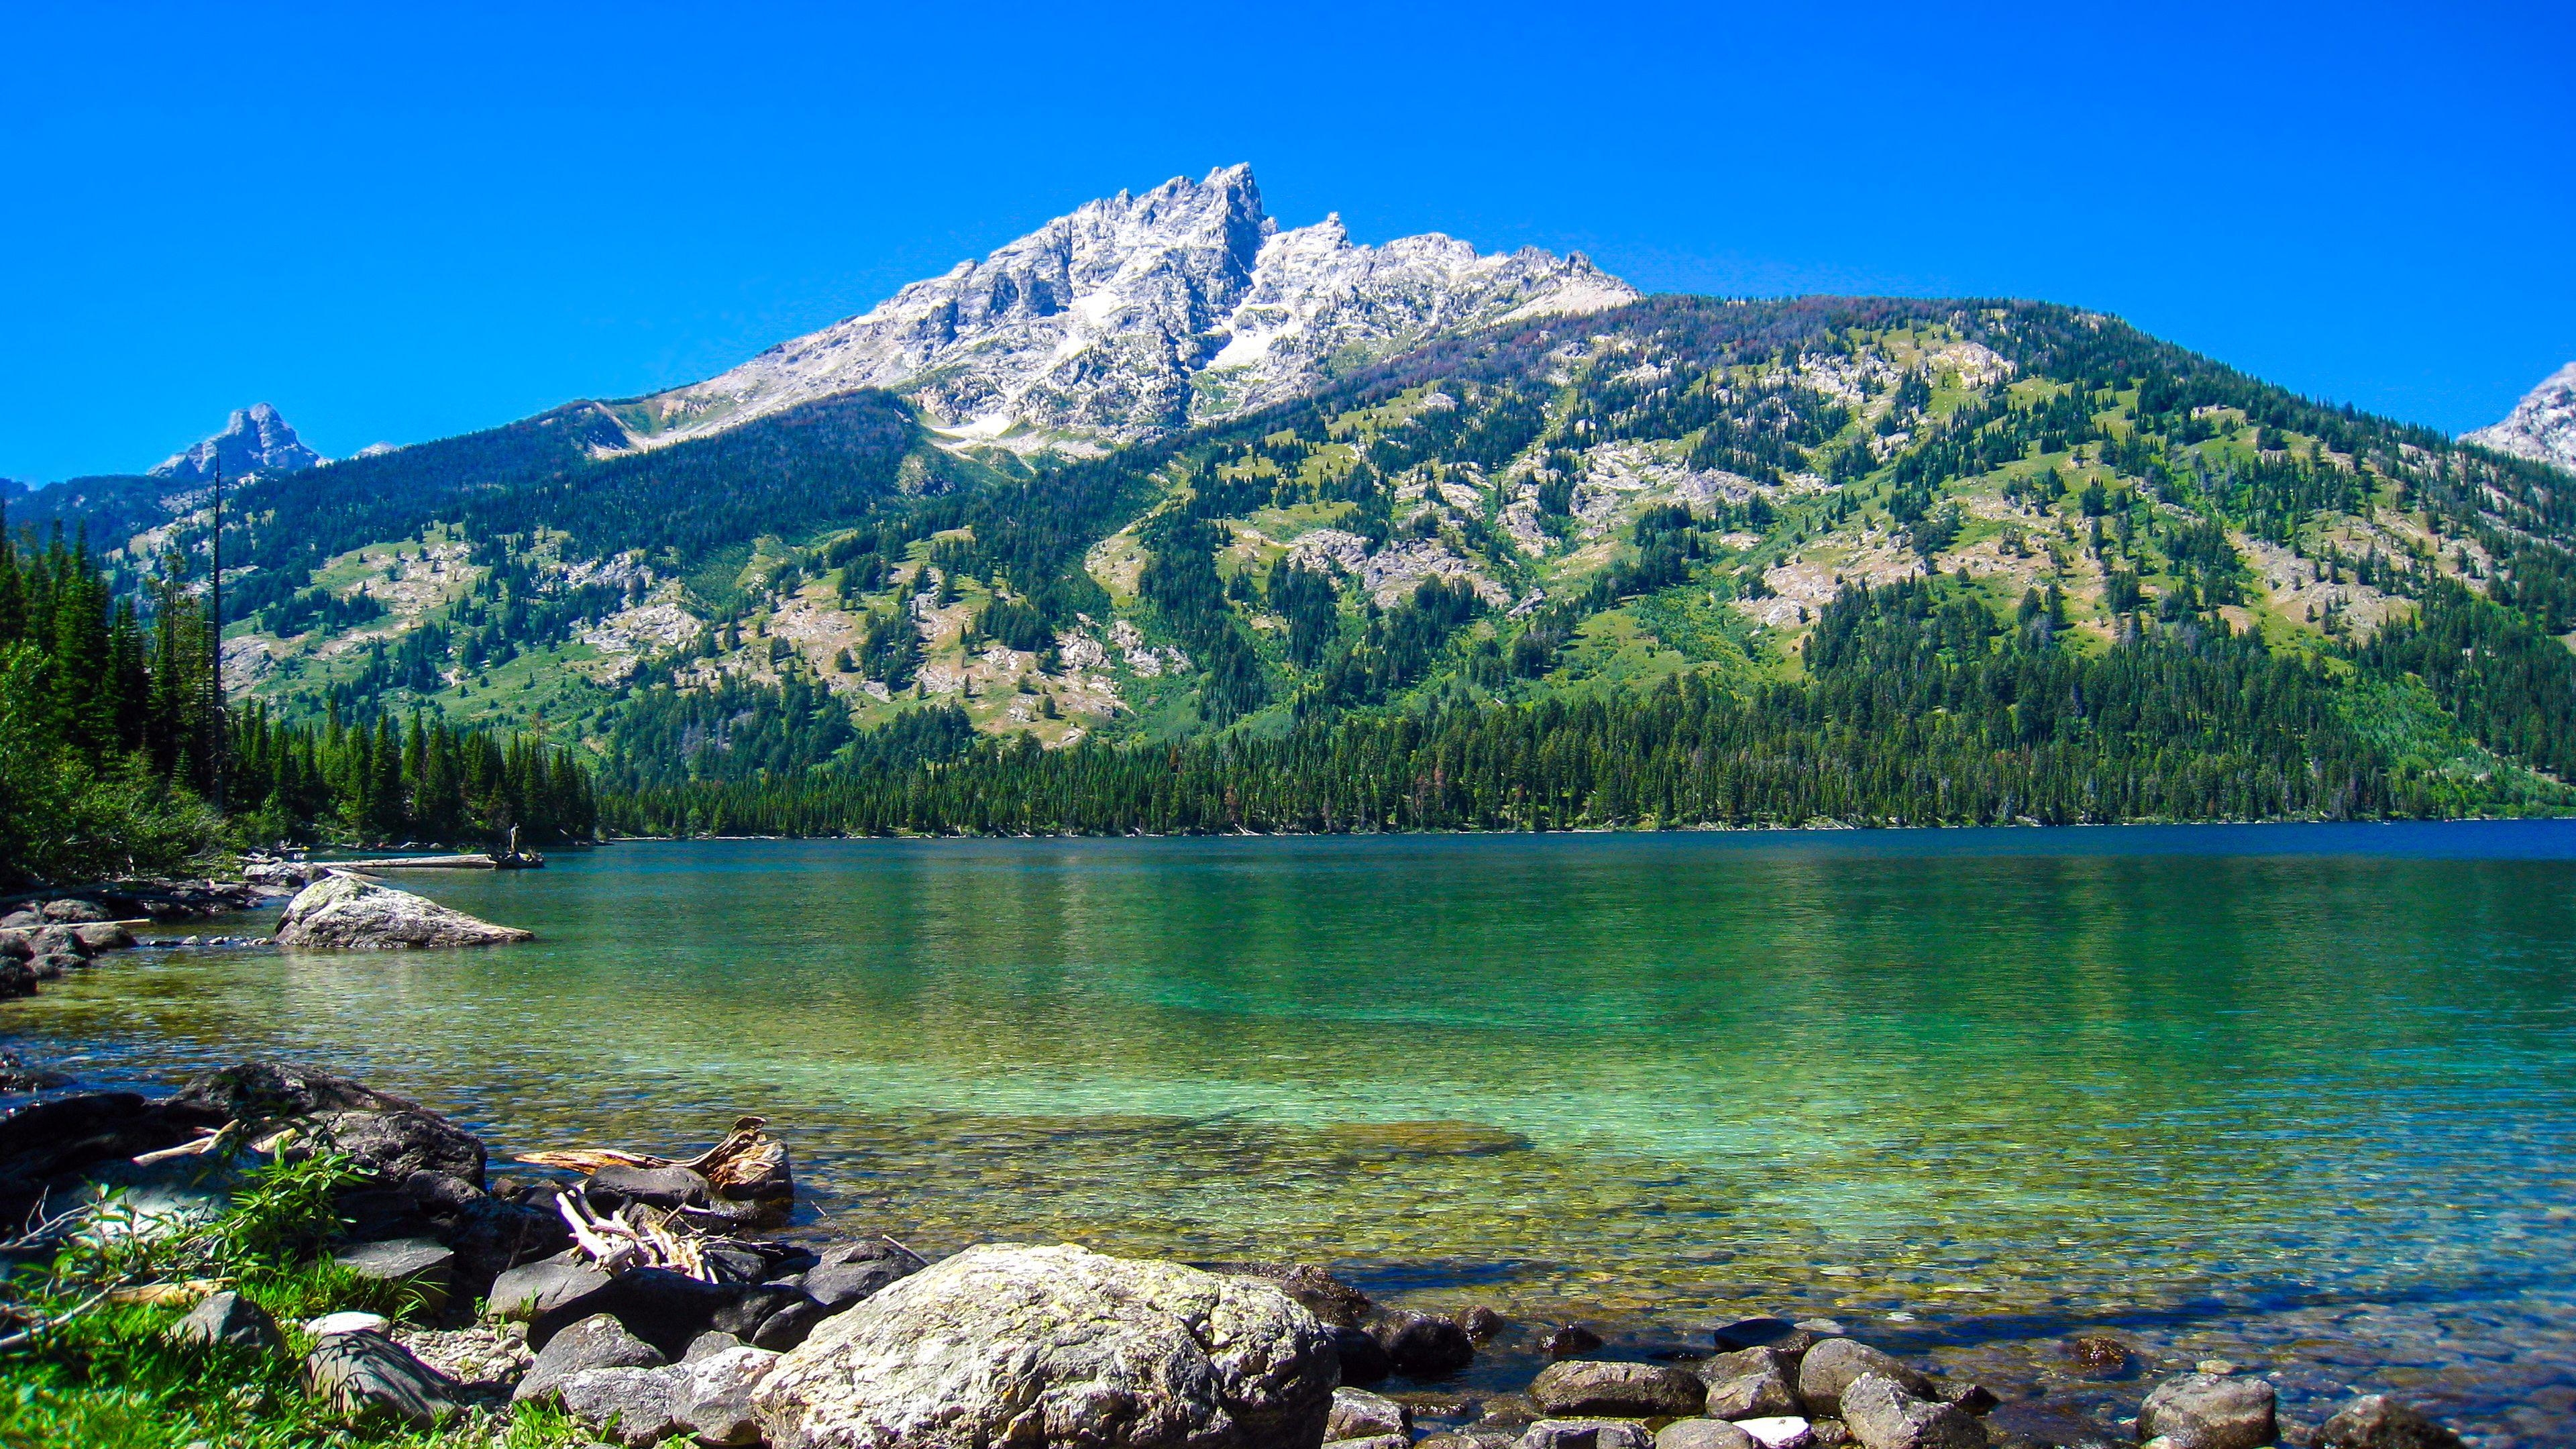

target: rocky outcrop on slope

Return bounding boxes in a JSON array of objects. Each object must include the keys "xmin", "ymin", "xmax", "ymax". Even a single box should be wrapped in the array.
[
  {"xmin": 627, "ymin": 164, "xmax": 1635, "ymax": 449},
  {"xmin": 272, "ymin": 873, "xmax": 533, "ymax": 949},
  {"xmin": 2465, "ymin": 362, "xmax": 2576, "ymax": 472},
  {"xmin": 151, "ymin": 401, "xmax": 324, "ymax": 482}
]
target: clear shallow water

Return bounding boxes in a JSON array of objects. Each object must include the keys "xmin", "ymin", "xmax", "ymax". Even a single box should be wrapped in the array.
[{"xmin": 11, "ymin": 824, "xmax": 2576, "ymax": 1442}]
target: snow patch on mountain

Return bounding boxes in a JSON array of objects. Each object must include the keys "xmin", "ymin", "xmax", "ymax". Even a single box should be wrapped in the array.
[
  {"xmin": 152, "ymin": 403, "xmax": 324, "ymax": 482},
  {"xmin": 2465, "ymin": 362, "xmax": 2576, "ymax": 473},
  {"xmin": 625, "ymin": 164, "xmax": 1636, "ymax": 451}
]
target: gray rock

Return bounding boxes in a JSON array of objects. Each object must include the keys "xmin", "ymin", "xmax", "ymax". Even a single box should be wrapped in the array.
[
  {"xmin": 488, "ymin": 1256, "xmax": 613, "ymax": 1324},
  {"xmin": 0, "ymin": 960, "xmax": 33, "ymax": 998},
  {"xmin": 1663, "ymin": 1421, "xmax": 1762, "ymax": 1449},
  {"xmin": 0, "ymin": 910, "xmax": 38, "ymax": 930},
  {"xmin": 2137, "ymin": 1373, "xmax": 2275, "ymax": 1449},
  {"xmin": 799, "ymin": 1252, "xmax": 913, "ymax": 1310},
  {"xmin": 163, "ymin": 1061, "xmax": 486, "ymax": 1188},
  {"xmin": 2316, "ymin": 1395, "xmax": 2463, "ymax": 1449},
  {"xmin": 555, "ymin": 1364, "xmax": 685, "ymax": 1447},
  {"xmin": 515, "ymin": 1312, "xmax": 667, "ymax": 1405},
  {"xmin": 1545, "ymin": 1324, "xmax": 1608, "ymax": 1358},
  {"xmin": 1330, "ymin": 1386, "xmax": 1411, "ymax": 1440},
  {"xmin": 272, "ymin": 873, "xmax": 533, "ymax": 949},
  {"xmin": 1842, "ymin": 1375, "xmax": 1986, "ymax": 1449},
  {"xmin": 1798, "ymin": 1340, "xmax": 1936, "ymax": 1414},
  {"xmin": 585, "ymin": 1163, "xmax": 710, "ymax": 1210},
  {"xmin": 72, "ymin": 922, "xmax": 136, "ymax": 951},
  {"xmin": 752, "ymin": 1242, "xmax": 1338, "ymax": 1449},
  {"xmin": 749, "ymin": 1293, "xmax": 829, "ymax": 1352},
  {"xmin": 1373, "ymin": 1307, "xmax": 1477, "ymax": 1377},
  {"xmin": 672, "ymin": 1344, "xmax": 780, "ymax": 1446},
  {"xmin": 1216, "ymin": 1260, "xmax": 1374, "ymax": 1327},
  {"xmin": 336, "ymin": 1237, "xmax": 456, "ymax": 1311},
  {"xmin": 1332, "ymin": 1322, "xmax": 1393, "ymax": 1385},
  {"xmin": 2063, "ymin": 1337, "xmax": 2134, "ymax": 1378},
  {"xmin": 1533, "ymin": 1360, "xmax": 1708, "ymax": 1418},
  {"xmin": 1703, "ymin": 1346, "xmax": 1800, "ymax": 1419},
  {"xmin": 168, "ymin": 1290, "xmax": 280, "ymax": 1351},
  {"xmin": 304, "ymin": 1328, "xmax": 462, "ymax": 1428},
  {"xmin": 40, "ymin": 898, "xmax": 109, "ymax": 923},
  {"xmin": 30, "ymin": 924, "xmax": 90, "ymax": 959},
  {"xmin": 1521, "ymin": 1421, "xmax": 1658, "ymax": 1449},
  {"xmin": 0, "ymin": 930, "xmax": 28, "ymax": 959},
  {"xmin": 28, "ymin": 953, "xmax": 78, "ymax": 980},
  {"xmin": 1328, "ymin": 1437, "xmax": 1410, "ymax": 1449},
  {"xmin": 684, "ymin": 1328, "xmax": 747, "ymax": 1362}
]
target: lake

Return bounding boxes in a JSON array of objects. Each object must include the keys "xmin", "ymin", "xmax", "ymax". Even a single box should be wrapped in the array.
[{"xmin": 10, "ymin": 824, "xmax": 2576, "ymax": 1442}]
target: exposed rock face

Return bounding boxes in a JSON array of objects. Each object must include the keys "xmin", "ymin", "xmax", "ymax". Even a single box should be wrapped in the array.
[
  {"xmin": 272, "ymin": 873, "xmax": 533, "ymax": 949},
  {"xmin": 152, "ymin": 402, "xmax": 325, "ymax": 483},
  {"xmin": 2466, "ymin": 362, "xmax": 2576, "ymax": 472},
  {"xmin": 753, "ymin": 1242, "xmax": 1338, "ymax": 1449},
  {"xmin": 2135, "ymin": 1373, "xmax": 2275, "ymax": 1449},
  {"xmin": 627, "ymin": 165, "xmax": 1635, "ymax": 450}
]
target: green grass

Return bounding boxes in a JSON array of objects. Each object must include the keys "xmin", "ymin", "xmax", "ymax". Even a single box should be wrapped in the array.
[{"xmin": 0, "ymin": 1154, "xmax": 613, "ymax": 1448}]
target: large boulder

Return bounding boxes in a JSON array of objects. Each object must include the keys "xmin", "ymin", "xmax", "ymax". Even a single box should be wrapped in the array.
[
  {"xmin": 272, "ymin": 873, "xmax": 533, "ymax": 949},
  {"xmin": 1841, "ymin": 1375, "xmax": 1987, "ymax": 1449},
  {"xmin": 2136, "ymin": 1374, "xmax": 2275, "ymax": 1449},
  {"xmin": 753, "ymin": 1242, "xmax": 1339, "ymax": 1449},
  {"xmin": 2316, "ymin": 1396, "xmax": 2463, "ymax": 1449},
  {"xmin": 1532, "ymin": 1360, "xmax": 1709, "ymax": 1418}
]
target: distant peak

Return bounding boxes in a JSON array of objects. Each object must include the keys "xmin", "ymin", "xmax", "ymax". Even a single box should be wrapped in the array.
[
  {"xmin": 2465, "ymin": 362, "xmax": 2576, "ymax": 474},
  {"xmin": 151, "ymin": 402, "xmax": 325, "ymax": 482}
]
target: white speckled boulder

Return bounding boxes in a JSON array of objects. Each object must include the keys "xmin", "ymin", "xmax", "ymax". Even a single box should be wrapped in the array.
[
  {"xmin": 753, "ymin": 1242, "xmax": 1338, "ymax": 1449},
  {"xmin": 274, "ymin": 873, "xmax": 532, "ymax": 949}
]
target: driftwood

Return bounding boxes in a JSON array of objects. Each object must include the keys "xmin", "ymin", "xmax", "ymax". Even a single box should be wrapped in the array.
[
  {"xmin": 515, "ymin": 1116, "xmax": 791, "ymax": 1212},
  {"xmin": 554, "ymin": 1193, "xmax": 712, "ymax": 1281}
]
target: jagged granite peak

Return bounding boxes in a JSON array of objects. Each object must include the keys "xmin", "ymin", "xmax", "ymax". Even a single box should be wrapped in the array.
[
  {"xmin": 625, "ymin": 164, "xmax": 1638, "ymax": 450},
  {"xmin": 2466, "ymin": 362, "xmax": 2576, "ymax": 473},
  {"xmin": 152, "ymin": 402, "xmax": 325, "ymax": 482}
]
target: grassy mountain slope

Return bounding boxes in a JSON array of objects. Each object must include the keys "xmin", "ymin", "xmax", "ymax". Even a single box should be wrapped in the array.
[{"xmin": 27, "ymin": 294, "xmax": 2576, "ymax": 833}]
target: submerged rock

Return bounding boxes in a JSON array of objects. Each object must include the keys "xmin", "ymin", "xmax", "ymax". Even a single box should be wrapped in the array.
[
  {"xmin": 1373, "ymin": 1307, "xmax": 1477, "ymax": 1377},
  {"xmin": 2316, "ymin": 1395, "xmax": 2465, "ymax": 1449},
  {"xmin": 753, "ymin": 1242, "xmax": 1338, "ymax": 1449},
  {"xmin": 2136, "ymin": 1373, "xmax": 2275, "ymax": 1449},
  {"xmin": 272, "ymin": 873, "xmax": 533, "ymax": 949}
]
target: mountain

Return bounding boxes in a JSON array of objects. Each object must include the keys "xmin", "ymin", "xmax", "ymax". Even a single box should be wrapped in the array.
[
  {"xmin": 152, "ymin": 402, "xmax": 324, "ymax": 483},
  {"xmin": 21, "ymin": 170, "xmax": 2576, "ymax": 840},
  {"xmin": 614, "ymin": 164, "xmax": 1634, "ymax": 453},
  {"xmin": 2466, "ymin": 362, "xmax": 2576, "ymax": 472}
]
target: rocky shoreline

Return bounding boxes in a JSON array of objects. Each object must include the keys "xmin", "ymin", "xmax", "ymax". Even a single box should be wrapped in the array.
[{"xmin": 0, "ymin": 1052, "xmax": 2475, "ymax": 1449}]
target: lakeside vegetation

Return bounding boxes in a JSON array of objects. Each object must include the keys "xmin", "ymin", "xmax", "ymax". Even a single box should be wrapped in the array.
[{"xmin": 0, "ymin": 516, "xmax": 596, "ymax": 887}]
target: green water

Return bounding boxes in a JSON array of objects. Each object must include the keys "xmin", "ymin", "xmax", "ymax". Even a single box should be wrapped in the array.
[{"xmin": 11, "ymin": 825, "xmax": 2576, "ymax": 1441}]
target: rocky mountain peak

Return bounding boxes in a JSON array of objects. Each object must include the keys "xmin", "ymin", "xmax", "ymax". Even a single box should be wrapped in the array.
[
  {"xmin": 2465, "ymin": 362, "xmax": 2576, "ymax": 473},
  {"xmin": 624, "ymin": 165, "xmax": 1638, "ymax": 452},
  {"xmin": 152, "ymin": 402, "xmax": 325, "ymax": 483}
]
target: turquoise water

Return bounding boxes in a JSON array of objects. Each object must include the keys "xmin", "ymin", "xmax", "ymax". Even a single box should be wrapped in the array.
[{"xmin": 11, "ymin": 824, "xmax": 2576, "ymax": 1441}]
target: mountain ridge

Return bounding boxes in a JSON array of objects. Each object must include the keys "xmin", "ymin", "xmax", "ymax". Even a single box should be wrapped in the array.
[{"xmin": 152, "ymin": 401, "xmax": 324, "ymax": 483}]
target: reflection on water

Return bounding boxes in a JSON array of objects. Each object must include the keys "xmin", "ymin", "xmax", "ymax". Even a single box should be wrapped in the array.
[{"xmin": 11, "ymin": 824, "xmax": 2576, "ymax": 1442}]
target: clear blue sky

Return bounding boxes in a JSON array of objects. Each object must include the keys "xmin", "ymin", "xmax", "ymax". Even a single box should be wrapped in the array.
[{"xmin": 1, "ymin": 1, "xmax": 2567, "ymax": 482}]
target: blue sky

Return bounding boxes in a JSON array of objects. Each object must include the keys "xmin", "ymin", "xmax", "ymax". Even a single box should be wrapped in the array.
[{"xmin": 1, "ymin": 1, "xmax": 2567, "ymax": 482}]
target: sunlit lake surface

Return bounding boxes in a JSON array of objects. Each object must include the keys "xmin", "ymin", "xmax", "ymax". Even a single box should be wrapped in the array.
[{"xmin": 12, "ymin": 824, "xmax": 2575, "ymax": 1442}]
